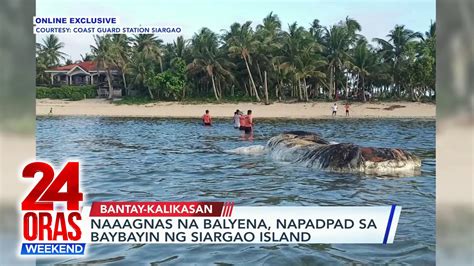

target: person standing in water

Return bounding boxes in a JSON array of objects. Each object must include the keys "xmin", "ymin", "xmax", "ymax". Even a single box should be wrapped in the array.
[
  {"xmin": 345, "ymin": 102, "xmax": 350, "ymax": 117},
  {"xmin": 233, "ymin": 109, "xmax": 241, "ymax": 129},
  {"xmin": 239, "ymin": 111, "xmax": 245, "ymax": 130},
  {"xmin": 243, "ymin": 110, "xmax": 253, "ymax": 134},
  {"xmin": 202, "ymin": 110, "xmax": 212, "ymax": 126},
  {"xmin": 332, "ymin": 103, "xmax": 338, "ymax": 117},
  {"xmin": 239, "ymin": 110, "xmax": 254, "ymax": 140}
]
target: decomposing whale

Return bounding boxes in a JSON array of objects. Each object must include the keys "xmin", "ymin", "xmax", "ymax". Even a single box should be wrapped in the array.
[
  {"xmin": 266, "ymin": 131, "xmax": 421, "ymax": 175},
  {"xmin": 229, "ymin": 131, "xmax": 421, "ymax": 175}
]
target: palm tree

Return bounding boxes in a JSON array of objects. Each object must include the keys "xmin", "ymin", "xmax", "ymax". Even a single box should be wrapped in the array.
[
  {"xmin": 188, "ymin": 28, "xmax": 234, "ymax": 100},
  {"xmin": 320, "ymin": 18, "xmax": 362, "ymax": 100},
  {"xmin": 278, "ymin": 23, "xmax": 325, "ymax": 101},
  {"xmin": 110, "ymin": 34, "xmax": 131, "ymax": 94},
  {"xmin": 36, "ymin": 54, "xmax": 49, "ymax": 85},
  {"xmin": 422, "ymin": 21, "xmax": 436, "ymax": 42},
  {"xmin": 80, "ymin": 53, "xmax": 94, "ymax": 62},
  {"xmin": 421, "ymin": 21, "xmax": 436, "ymax": 95},
  {"xmin": 171, "ymin": 36, "xmax": 189, "ymax": 60},
  {"xmin": 224, "ymin": 21, "xmax": 261, "ymax": 101},
  {"xmin": 351, "ymin": 40, "xmax": 379, "ymax": 101},
  {"xmin": 296, "ymin": 55, "xmax": 326, "ymax": 101},
  {"xmin": 90, "ymin": 35, "xmax": 115, "ymax": 99},
  {"xmin": 309, "ymin": 19, "xmax": 325, "ymax": 43},
  {"xmin": 129, "ymin": 52, "xmax": 154, "ymax": 98},
  {"xmin": 132, "ymin": 34, "xmax": 164, "ymax": 72},
  {"xmin": 255, "ymin": 12, "xmax": 283, "ymax": 99},
  {"xmin": 36, "ymin": 34, "xmax": 67, "ymax": 66},
  {"xmin": 344, "ymin": 16, "xmax": 362, "ymax": 39},
  {"xmin": 170, "ymin": 36, "xmax": 190, "ymax": 98},
  {"xmin": 373, "ymin": 25, "xmax": 421, "ymax": 97},
  {"xmin": 322, "ymin": 25, "xmax": 352, "ymax": 99},
  {"xmin": 419, "ymin": 21, "xmax": 436, "ymax": 61}
]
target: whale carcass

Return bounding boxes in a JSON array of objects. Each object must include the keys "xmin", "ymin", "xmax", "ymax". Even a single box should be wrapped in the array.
[{"xmin": 264, "ymin": 131, "xmax": 421, "ymax": 175}]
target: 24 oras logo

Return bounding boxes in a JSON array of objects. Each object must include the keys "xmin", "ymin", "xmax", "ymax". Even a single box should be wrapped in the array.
[{"xmin": 20, "ymin": 161, "xmax": 86, "ymax": 256}]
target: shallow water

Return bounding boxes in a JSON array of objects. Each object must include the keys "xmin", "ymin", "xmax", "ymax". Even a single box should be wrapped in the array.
[{"xmin": 36, "ymin": 117, "xmax": 435, "ymax": 265}]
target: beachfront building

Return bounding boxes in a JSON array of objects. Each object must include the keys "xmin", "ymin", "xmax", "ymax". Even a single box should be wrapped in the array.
[{"xmin": 45, "ymin": 61, "xmax": 122, "ymax": 97}]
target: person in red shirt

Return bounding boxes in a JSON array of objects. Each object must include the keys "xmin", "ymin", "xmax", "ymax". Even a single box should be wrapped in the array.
[
  {"xmin": 202, "ymin": 110, "xmax": 212, "ymax": 126},
  {"xmin": 243, "ymin": 110, "xmax": 253, "ymax": 134}
]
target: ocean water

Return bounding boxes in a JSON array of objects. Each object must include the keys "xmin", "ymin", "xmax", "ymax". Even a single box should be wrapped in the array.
[{"xmin": 36, "ymin": 117, "xmax": 435, "ymax": 265}]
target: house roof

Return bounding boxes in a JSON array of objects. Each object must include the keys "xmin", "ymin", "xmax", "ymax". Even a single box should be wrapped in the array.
[{"xmin": 48, "ymin": 61, "xmax": 98, "ymax": 72}]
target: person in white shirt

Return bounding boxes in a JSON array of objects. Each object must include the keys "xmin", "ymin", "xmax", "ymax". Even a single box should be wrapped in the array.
[
  {"xmin": 233, "ymin": 109, "xmax": 241, "ymax": 129},
  {"xmin": 332, "ymin": 103, "xmax": 338, "ymax": 117}
]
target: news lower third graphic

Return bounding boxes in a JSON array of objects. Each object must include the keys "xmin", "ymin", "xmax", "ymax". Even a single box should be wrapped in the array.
[{"xmin": 20, "ymin": 162, "xmax": 402, "ymax": 256}]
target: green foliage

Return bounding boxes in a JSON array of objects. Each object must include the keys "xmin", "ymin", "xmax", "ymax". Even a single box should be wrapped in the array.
[
  {"xmin": 36, "ymin": 34, "xmax": 67, "ymax": 85},
  {"xmin": 36, "ymin": 34, "xmax": 67, "ymax": 67},
  {"xmin": 37, "ymin": 18, "xmax": 436, "ymax": 103},
  {"xmin": 146, "ymin": 70, "xmax": 185, "ymax": 100},
  {"xmin": 36, "ymin": 86, "xmax": 96, "ymax": 100},
  {"xmin": 144, "ymin": 57, "xmax": 187, "ymax": 100}
]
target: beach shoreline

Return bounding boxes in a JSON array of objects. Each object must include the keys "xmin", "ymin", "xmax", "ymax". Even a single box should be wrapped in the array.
[{"xmin": 36, "ymin": 99, "xmax": 436, "ymax": 119}]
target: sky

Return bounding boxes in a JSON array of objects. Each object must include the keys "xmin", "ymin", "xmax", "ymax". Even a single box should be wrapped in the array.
[{"xmin": 36, "ymin": 0, "xmax": 436, "ymax": 62}]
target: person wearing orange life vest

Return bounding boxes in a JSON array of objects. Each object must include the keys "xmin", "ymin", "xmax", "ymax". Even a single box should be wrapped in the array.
[
  {"xmin": 202, "ymin": 110, "xmax": 212, "ymax": 126},
  {"xmin": 241, "ymin": 110, "xmax": 253, "ymax": 134}
]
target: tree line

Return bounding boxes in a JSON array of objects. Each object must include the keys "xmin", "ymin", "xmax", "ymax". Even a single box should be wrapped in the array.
[{"xmin": 36, "ymin": 13, "xmax": 436, "ymax": 102}]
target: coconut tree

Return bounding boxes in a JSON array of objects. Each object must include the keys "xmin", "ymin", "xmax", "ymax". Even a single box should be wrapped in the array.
[
  {"xmin": 171, "ymin": 36, "xmax": 189, "ymax": 59},
  {"xmin": 320, "ymin": 18, "xmax": 361, "ymax": 100},
  {"xmin": 297, "ymin": 54, "xmax": 326, "ymax": 101},
  {"xmin": 278, "ymin": 23, "xmax": 325, "ymax": 101},
  {"xmin": 35, "ymin": 54, "xmax": 49, "ymax": 85},
  {"xmin": 224, "ymin": 21, "xmax": 261, "ymax": 101},
  {"xmin": 344, "ymin": 16, "xmax": 362, "ymax": 40},
  {"xmin": 255, "ymin": 12, "xmax": 284, "ymax": 99},
  {"xmin": 420, "ymin": 21, "xmax": 436, "ymax": 97},
  {"xmin": 170, "ymin": 36, "xmax": 190, "ymax": 98},
  {"xmin": 129, "ymin": 51, "xmax": 155, "ymax": 98},
  {"xmin": 80, "ymin": 53, "xmax": 94, "ymax": 62},
  {"xmin": 351, "ymin": 39, "xmax": 379, "ymax": 101},
  {"xmin": 422, "ymin": 21, "xmax": 436, "ymax": 42},
  {"xmin": 90, "ymin": 35, "xmax": 115, "ymax": 99},
  {"xmin": 322, "ymin": 25, "xmax": 352, "ymax": 99},
  {"xmin": 373, "ymin": 25, "xmax": 421, "ymax": 97},
  {"xmin": 36, "ymin": 34, "xmax": 67, "ymax": 84},
  {"xmin": 163, "ymin": 35, "xmax": 191, "ymax": 68},
  {"xmin": 36, "ymin": 34, "xmax": 67, "ymax": 66},
  {"xmin": 110, "ymin": 34, "xmax": 131, "ymax": 94},
  {"xmin": 400, "ymin": 22, "xmax": 436, "ymax": 101},
  {"xmin": 132, "ymin": 34, "xmax": 164, "ymax": 72},
  {"xmin": 188, "ymin": 28, "xmax": 234, "ymax": 101},
  {"xmin": 309, "ymin": 19, "xmax": 325, "ymax": 43}
]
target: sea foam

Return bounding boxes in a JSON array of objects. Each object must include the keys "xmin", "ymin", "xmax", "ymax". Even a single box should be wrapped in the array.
[{"xmin": 225, "ymin": 145, "xmax": 266, "ymax": 155}]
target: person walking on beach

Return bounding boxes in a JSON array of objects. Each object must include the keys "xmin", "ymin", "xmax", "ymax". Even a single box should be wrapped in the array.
[
  {"xmin": 233, "ymin": 109, "xmax": 241, "ymax": 129},
  {"xmin": 345, "ymin": 102, "xmax": 350, "ymax": 117},
  {"xmin": 202, "ymin": 110, "xmax": 212, "ymax": 126},
  {"xmin": 332, "ymin": 103, "xmax": 338, "ymax": 117}
]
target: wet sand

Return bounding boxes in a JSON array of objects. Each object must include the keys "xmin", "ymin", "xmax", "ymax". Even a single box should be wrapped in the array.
[{"xmin": 37, "ymin": 99, "xmax": 435, "ymax": 119}]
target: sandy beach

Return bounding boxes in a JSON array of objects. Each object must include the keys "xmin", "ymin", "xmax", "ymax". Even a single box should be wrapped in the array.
[{"xmin": 36, "ymin": 99, "xmax": 435, "ymax": 119}]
